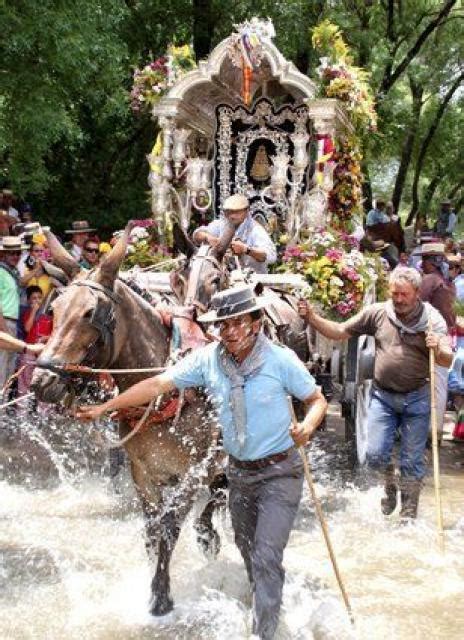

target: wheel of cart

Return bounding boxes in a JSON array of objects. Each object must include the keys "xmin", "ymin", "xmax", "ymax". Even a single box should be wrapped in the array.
[
  {"xmin": 337, "ymin": 286, "xmax": 377, "ymax": 465},
  {"xmin": 340, "ymin": 334, "xmax": 375, "ymax": 465}
]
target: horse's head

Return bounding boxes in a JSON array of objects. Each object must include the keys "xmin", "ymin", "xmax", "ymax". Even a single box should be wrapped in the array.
[
  {"xmin": 31, "ymin": 226, "xmax": 130, "ymax": 403},
  {"xmin": 171, "ymin": 222, "xmax": 235, "ymax": 313}
]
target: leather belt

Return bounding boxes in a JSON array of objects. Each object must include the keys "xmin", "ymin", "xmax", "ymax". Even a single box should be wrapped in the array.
[
  {"xmin": 229, "ymin": 447, "xmax": 294, "ymax": 470},
  {"xmin": 3, "ymin": 316, "xmax": 18, "ymax": 322}
]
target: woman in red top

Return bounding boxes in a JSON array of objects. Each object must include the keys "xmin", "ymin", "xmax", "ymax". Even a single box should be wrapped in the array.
[{"xmin": 18, "ymin": 286, "xmax": 52, "ymax": 396}]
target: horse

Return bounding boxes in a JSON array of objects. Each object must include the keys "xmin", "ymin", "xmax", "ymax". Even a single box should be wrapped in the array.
[
  {"xmin": 31, "ymin": 227, "xmax": 224, "ymax": 617},
  {"xmin": 170, "ymin": 222, "xmax": 310, "ymax": 363}
]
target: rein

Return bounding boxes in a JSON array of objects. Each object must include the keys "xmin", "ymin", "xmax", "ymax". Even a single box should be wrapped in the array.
[{"xmin": 37, "ymin": 279, "xmax": 121, "ymax": 379}]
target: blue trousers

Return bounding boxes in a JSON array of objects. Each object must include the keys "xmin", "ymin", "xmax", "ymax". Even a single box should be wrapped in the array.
[{"xmin": 366, "ymin": 384, "xmax": 430, "ymax": 480}]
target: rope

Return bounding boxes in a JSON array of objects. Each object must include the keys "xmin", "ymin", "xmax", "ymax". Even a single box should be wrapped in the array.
[
  {"xmin": 1, "ymin": 365, "xmax": 27, "ymax": 395},
  {"xmin": 0, "ymin": 392, "xmax": 34, "ymax": 411},
  {"xmin": 105, "ymin": 394, "xmax": 159, "ymax": 449},
  {"xmin": 38, "ymin": 363, "xmax": 166, "ymax": 376}
]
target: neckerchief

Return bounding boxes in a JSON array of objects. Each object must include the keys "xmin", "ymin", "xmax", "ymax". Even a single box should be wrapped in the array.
[
  {"xmin": 385, "ymin": 299, "xmax": 443, "ymax": 335},
  {"xmin": 217, "ymin": 332, "xmax": 270, "ymax": 453}
]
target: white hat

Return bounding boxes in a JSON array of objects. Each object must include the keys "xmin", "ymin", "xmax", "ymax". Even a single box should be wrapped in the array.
[
  {"xmin": 421, "ymin": 242, "xmax": 445, "ymax": 256},
  {"xmin": 0, "ymin": 236, "xmax": 27, "ymax": 251},
  {"xmin": 223, "ymin": 194, "xmax": 249, "ymax": 211}
]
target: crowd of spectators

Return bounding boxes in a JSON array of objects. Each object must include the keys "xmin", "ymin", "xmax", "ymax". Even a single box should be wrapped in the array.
[
  {"xmin": 0, "ymin": 189, "xmax": 113, "ymax": 402},
  {"xmin": 0, "ymin": 186, "xmax": 463, "ymax": 441}
]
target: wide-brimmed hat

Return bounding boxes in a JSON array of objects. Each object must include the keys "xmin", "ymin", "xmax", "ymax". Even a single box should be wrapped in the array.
[
  {"xmin": 421, "ymin": 242, "xmax": 445, "ymax": 256},
  {"xmin": 446, "ymin": 253, "xmax": 461, "ymax": 266},
  {"xmin": 441, "ymin": 199, "xmax": 451, "ymax": 206},
  {"xmin": 0, "ymin": 236, "xmax": 27, "ymax": 251},
  {"xmin": 198, "ymin": 285, "xmax": 271, "ymax": 323},
  {"xmin": 0, "ymin": 209, "xmax": 16, "ymax": 225},
  {"xmin": 223, "ymin": 194, "xmax": 249, "ymax": 211},
  {"xmin": 64, "ymin": 220, "xmax": 96, "ymax": 234}
]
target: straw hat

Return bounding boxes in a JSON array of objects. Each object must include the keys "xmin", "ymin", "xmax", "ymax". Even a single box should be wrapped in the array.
[
  {"xmin": 223, "ymin": 194, "xmax": 249, "ymax": 211},
  {"xmin": 0, "ymin": 236, "xmax": 27, "ymax": 251},
  {"xmin": 446, "ymin": 253, "xmax": 461, "ymax": 266},
  {"xmin": 420, "ymin": 242, "xmax": 445, "ymax": 256},
  {"xmin": 64, "ymin": 220, "xmax": 96, "ymax": 234},
  {"xmin": 198, "ymin": 285, "xmax": 272, "ymax": 323}
]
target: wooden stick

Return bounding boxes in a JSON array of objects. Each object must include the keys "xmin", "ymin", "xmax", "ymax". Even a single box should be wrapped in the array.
[
  {"xmin": 428, "ymin": 319, "xmax": 445, "ymax": 552},
  {"xmin": 288, "ymin": 399, "xmax": 355, "ymax": 625}
]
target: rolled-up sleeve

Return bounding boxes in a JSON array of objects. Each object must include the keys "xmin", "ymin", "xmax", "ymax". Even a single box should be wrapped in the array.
[
  {"xmin": 169, "ymin": 349, "xmax": 206, "ymax": 389},
  {"xmin": 193, "ymin": 219, "xmax": 222, "ymax": 243},
  {"xmin": 280, "ymin": 347, "xmax": 316, "ymax": 400},
  {"xmin": 250, "ymin": 224, "xmax": 277, "ymax": 265}
]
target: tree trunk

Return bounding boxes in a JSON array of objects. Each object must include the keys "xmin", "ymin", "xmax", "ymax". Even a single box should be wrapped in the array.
[
  {"xmin": 378, "ymin": 0, "xmax": 457, "ymax": 100},
  {"xmin": 406, "ymin": 71, "xmax": 464, "ymax": 226},
  {"xmin": 391, "ymin": 76, "xmax": 423, "ymax": 213},
  {"xmin": 193, "ymin": 0, "xmax": 214, "ymax": 60},
  {"xmin": 362, "ymin": 156, "xmax": 372, "ymax": 216},
  {"xmin": 421, "ymin": 170, "xmax": 443, "ymax": 217}
]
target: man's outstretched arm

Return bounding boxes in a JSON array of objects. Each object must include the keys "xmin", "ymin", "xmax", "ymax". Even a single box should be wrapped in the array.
[{"xmin": 75, "ymin": 373, "xmax": 176, "ymax": 421}]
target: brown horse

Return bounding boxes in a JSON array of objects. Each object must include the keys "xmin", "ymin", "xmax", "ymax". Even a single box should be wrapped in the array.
[{"xmin": 31, "ymin": 228, "xmax": 223, "ymax": 616}]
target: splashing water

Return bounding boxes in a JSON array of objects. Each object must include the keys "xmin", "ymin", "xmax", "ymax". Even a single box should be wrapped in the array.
[{"xmin": 1, "ymin": 408, "xmax": 464, "ymax": 639}]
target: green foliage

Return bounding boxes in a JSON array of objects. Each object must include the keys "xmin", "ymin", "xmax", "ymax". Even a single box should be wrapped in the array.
[{"xmin": 0, "ymin": 0, "xmax": 462, "ymax": 233}]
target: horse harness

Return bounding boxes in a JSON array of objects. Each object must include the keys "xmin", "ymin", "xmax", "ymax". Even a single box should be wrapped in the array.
[
  {"xmin": 37, "ymin": 279, "xmax": 121, "ymax": 379},
  {"xmin": 70, "ymin": 280, "xmax": 121, "ymax": 367},
  {"xmin": 184, "ymin": 244, "xmax": 226, "ymax": 312}
]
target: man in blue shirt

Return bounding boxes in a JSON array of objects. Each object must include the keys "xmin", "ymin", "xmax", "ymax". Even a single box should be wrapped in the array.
[
  {"xmin": 77, "ymin": 285, "xmax": 327, "ymax": 640},
  {"xmin": 366, "ymin": 198, "xmax": 389, "ymax": 227}
]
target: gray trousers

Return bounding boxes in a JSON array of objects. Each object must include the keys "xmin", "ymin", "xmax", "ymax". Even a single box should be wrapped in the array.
[
  {"xmin": 228, "ymin": 450, "xmax": 303, "ymax": 640},
  {"xmin": 0, "ymin": 319, "xmax": 18, "ymax": 399}
]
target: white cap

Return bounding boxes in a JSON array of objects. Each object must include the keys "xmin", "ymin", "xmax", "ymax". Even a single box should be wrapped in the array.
[{"xmin": 223, "ymin": 194, "xmax": 249, "ymax": 211}]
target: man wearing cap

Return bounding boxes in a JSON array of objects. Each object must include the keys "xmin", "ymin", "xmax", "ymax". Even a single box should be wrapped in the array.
[
  {"xmin": 192, "ymin": 194, "xmax": 277, "ymax": 274},
  {"xmin": 435, "ymin": 200, "xmax": 456, "ymax": 237},
  {"xmin": 366, "ymin": 198, "xmax": 389, "ymax": 227},
  {"xmin": 64, "ymin": 220, "xmax": 96, "ymax": 260},
  {"xmin": 76, "ymin": 285, "xmax": 327, "ymax": 640},
  {"xmin": 0, "ymin": 236, "xmax": 27, "ymax": 394},
  {"xmin": 298, "ymin": 266, "xmax": 453, "ymax": 520}
]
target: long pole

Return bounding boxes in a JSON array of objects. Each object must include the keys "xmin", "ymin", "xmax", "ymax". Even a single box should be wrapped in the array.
[
  {"xmin": 288, "ymin": 400, "xmax": 355, "ymax": 625},
  {"xmin": 428, "ymin": 320, "xmax": 445, "ymax": 552}
]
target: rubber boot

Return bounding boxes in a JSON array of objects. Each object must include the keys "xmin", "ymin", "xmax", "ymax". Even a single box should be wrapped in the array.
[
  {"xmin": 380, "ymin": 464, "xmax": 398, "ymax": 515},
  {"xmin": 399, "ymin": 478, "xmax": 422, "ymax": 519}
]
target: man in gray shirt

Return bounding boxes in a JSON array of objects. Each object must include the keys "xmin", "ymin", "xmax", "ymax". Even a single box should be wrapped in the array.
[{"xmin": 298, "ymin": 266, "xmax": 452, "ymax": 519}]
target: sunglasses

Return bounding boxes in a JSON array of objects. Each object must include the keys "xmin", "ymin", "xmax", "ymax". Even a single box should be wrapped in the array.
[{"xmin": 84, "ymin": 248, "xmax": 99, "ymax": 254}]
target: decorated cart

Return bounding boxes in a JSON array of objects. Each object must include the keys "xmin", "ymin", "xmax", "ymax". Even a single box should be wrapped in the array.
[{"xmin": 132, "ymin": 19, "xmax": 381, "ymax": 462}]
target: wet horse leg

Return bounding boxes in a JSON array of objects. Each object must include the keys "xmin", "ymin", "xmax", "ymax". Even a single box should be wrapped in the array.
[
  {"xmin": 149, "ymin": 484, "xmax": 198, "ymax": 616},
  {"xmin": 194, "ymin": 472, "xmax": 227, "ymax": 557}
]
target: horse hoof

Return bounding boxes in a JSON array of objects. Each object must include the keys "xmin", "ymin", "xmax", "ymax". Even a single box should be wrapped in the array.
[
  {"xmin": 150, "ymin": 596, "xmax": 174, "ymax": 616},
  {"xmin": 195, "ymin": 523, "xmax": 221, "ymax": 558}
]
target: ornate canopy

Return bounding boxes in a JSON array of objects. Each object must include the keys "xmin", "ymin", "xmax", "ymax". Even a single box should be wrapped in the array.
[{"xmin": 150, "ymin": 19, "xmax": 353, "ymax": 235}]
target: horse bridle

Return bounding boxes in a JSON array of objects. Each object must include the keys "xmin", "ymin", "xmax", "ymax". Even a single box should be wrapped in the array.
[
  {"xmin": 71, "ymin": 280, "xmax": 122, "ymax": 367},
  {"xmin": 184, "ymin": 245, "xmax": 227, "ymax": 312},
  {"xmin": 37, "ymin": 279, "xmax": 121, "ymax": 378}
]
